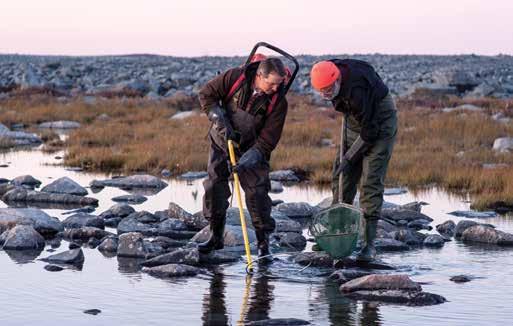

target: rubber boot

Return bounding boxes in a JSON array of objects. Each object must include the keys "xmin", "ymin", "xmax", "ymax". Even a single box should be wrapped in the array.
[
  {"xmin": 355, "ymin": 219, "xmax": 378, "ymax": 262},
  {"xmin": 256, "ymin": 230, "xmax": 272, "ymax": 264},
  {"xmin": 198, "ymin": 220, "xmax": 225, "ymax": 254}
]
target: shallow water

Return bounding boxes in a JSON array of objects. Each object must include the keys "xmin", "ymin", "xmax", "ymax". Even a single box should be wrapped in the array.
[{"xmin": 1, "ymin": 148, "xmax": 513, "ymax": 325}]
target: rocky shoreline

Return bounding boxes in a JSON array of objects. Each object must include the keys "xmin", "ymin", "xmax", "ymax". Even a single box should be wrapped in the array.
[{"xmin": 1, "ymin": 53, "xmax": 513, "ymax": 100}]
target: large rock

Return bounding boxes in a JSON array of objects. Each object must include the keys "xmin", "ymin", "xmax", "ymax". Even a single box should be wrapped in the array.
[
  {"xmin": 91, "ymin": 174, "xmax": 167, "ymax": 189},
  {"xmin": 423, "ymin": 234, "xmax": 445, "ymax": 248},
  {"xmin": 292, "ymin": 251, "xmax": 333, "ymax": 267},
  {"xmin": 63, "ymin": 226, "xmax": 113, "ymax": 241},
  {"xmin": 117, "ymin": 232, "xmax": 150, "ymax": 258},
  {"xmin": 168, "ymin": 202, "xmax": 208, "ymax": 230},
  {"xmin": 62, "ymin": 213, "xmax": 105, "ymax": 229},
  {"xmin": 436, "ymin": 220, "xmax": 456, "ymax": 238},
  {"xmin": 273, "ymin": 232, "xmax": 307, "ymax": 250},
  {"xmin": 111, "ymin": 194, "xmax": 147, "ymax": 204},
  {"xmin": 381, "ymin": 208, "xmax": 433, "ymax": 224},
  {"xmin": 191, "ymin": 224, "xmax": 257, "ymax": 247},
  {"xmin": 392, "ymin": 229, "xmax": 426, "ymax": 246},
  {"xmin": 38, "ymin": 121, "xmax": 81, "ymax": 129},
  {"xmin": 0, "ymin": 207, "xmax": 63, "ymax": 235},
  {"xmin": 454, "ymin": 220, "xmax": 479, "ymax": 238},
  {"xmin": 2, "ymin": 187, "xmax": 98, "ymax": 207},
  {"xmin": 99, "ymin": 203, "xmax": 135, "ymax": 226},
  {"xmin": 40, "ymin": 248, "xmax": 84, "ymax": 266},
  {"xmin": 493, "ymin": 137, "xmax": 513, "ymax": 153},
  {"xmin": 461, "ymin": 225, "xmax": 513, "ymax": 245},
  {"xmin": 448, "ymin": 210, "xmax": 497, "ymax": 218},
  {"xmin": 141, "ymin": 247, "xmax": 200, "ymax": 267},
  {"xmin": 269, "ymin": 170, "xmax": 300, "ymax": 182},
  {"xmin": 41, "ymin": 177, "xmax": 88, "ymax": 196},
  {"xmin": 1, "ymin": 224, "xmax": 45, "ymax": 250},
  {"xmin": 97, "ymin": 236, "xmax": 119, "ymax": 252},
  {"xmin": 340, "ymin": 274, "xmax": 421, "ymax": 292},
  {"xmin": 275, "ymin": 202, "xmax": 319, "ymax": 219},
  {"xmin": 375, "ymin": 238, "xmax": 410, "ymax": 251},
  {"xmin": 117, "ymin": 216, "xmax": 157, "ymax": 236},
  {"xmin": 11, "ymin": 175, "xmax": 42, "ymax": 188},
  {"xmin": 0, "ymin": 126, "xmax": 42, "ymax": 146},
  {"xmin": 142, "ymin": 263, "xmax": 201, "ymax": 278}
]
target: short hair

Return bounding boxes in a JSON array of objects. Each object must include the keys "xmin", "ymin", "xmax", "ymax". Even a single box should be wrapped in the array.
[{"xmin": 256, "ymin": 58, "xmax": 286, "ymax": 78}]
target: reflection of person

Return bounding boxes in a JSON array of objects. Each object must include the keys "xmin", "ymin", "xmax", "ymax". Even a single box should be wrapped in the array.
[
  {"xmin": 245, "ymin": 271, "xmax": 274, "ymax": 324},
  {"xmin": 198, "ymin": 58, "xmax": 289, "ymax": 263},
  {"xmin": 310, "ymin": 60, "xmax": 397, "ymax": 262},
  {"xmin": 202, "ymin": 273, "xmax": 228, "ymax": 326}
]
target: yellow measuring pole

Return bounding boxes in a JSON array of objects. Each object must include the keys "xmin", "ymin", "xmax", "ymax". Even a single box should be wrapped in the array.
[{"xmin": 227, "ymin": 140, "xmax": 253, "ymax": 272}]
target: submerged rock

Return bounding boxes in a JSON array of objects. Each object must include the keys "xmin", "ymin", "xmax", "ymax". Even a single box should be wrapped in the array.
[
  {"xmin": 40, "ymin": 248, "xmax": 84, "ymax": 266},
  {"xmin": 450, "ymin": 275, "xmax": 473, "ymax": 283},
  {"xmin": 340, "ymin": 274, "xmax": 446, "ymax": 306},
  {"xmin": 141, "ymin": 247, "xmax": 200, "ymax": 267},
  {"xmin": 111, "ymin": 194, "xmax": 147, "ymax": 204},
  {"xmin": 2, "ymin": 187, "xmax": 98, "ymax": 207},
  {"xmin": 292, "ymin": 251, "xmax": 333, "ymax": 267},
  {"xmin": 142, "ymin": 263, "xmax": 202, "ymax": 278},
  {"xmin": 91, "ymin": 174, "xmax": 167, "ymax": 189},
  {"xmin": 448, "ymin": 210, "xmax": 497, "ymax": 218}
]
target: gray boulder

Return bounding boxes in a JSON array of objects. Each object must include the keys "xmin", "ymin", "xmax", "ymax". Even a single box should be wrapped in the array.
[
  {"xmin": 275, "ymin": 202, "xmax": 319, "ymax": 219},
  {"xmin": 269, "ymin": 170, "xmax": 300, "ymax": 182},
  {"xmin": 41, "ymin": 177, "xmax": 88, "ymax": 196},
  {"xmin": 273, "ymin": 232, "xmax": 306, "ymax": 250},
  {"xmin": 1, "ymin": 224, "xmax": 45, "ymax": 250},
  {"xmin": 461, "ymin": 225, "xmax": 513, "ymax": 246},
  {"xmin": 423, "ymin": 234, "xmax": 445, "ymax": 248},
  {"xmin": 292, "ymin": 251, "xmax": 333, "ymax": 267},
  {"xmin": 339, "ymin": 274, "xmax": 446, "ymax": 306},
  {"xmin": 111, "ymin": 194, "xmax": 147, "ymax": 204},
  {"xmin": 117, "ymin": 232, "xmax": 150, "ymax": 258},
  {"xmin": 142, "ymin": 263, "xmax": 201, "ymax": 278},
  {"xmin": 97, "ymin": 236, "xmax": 119, "ymax": 252},
  {"xmin": 40, "ymin": 248, "xmax": 84, "ymax": 266},
  {"xmin": 2, "ymin": 187, "xmax": 98, "ymax": 207},
  {"xmin": 270, "ymin": 180, "xmax": 284, "ymax": 193},
  {"xmin": 392, "ymin": 229, "xmax": 426, "ymax": 246},
  {"xmin": 62, "ymin": 213, "xmax": 105, "ymax": 229},
  {"xmin": 436, "ymin": 220, "xmax": 456, "ymax": 237},
  {"xmin": 454, "ymin": 220, "xmax": 479, "ymax": 238},
  {"xmin": 448, "ymin": 210, "xmax": 497, "ymax": 218},
  {"xmin": 11, "ymin": 175, "xmax": 42, "ymax": 188},
  {"xmin": 141, "ymin": 247, "xmax": 200, "ymax": 267},
  {"xmin": 374, "ymin": 238, "xmax": 410, "ymax": 252},
  {"xmin": 168, "ymin": 202, "xmax": 208, "ymax": 230},
  {"xmin": 179, "ymin": 171, "xmax": 208, "ymax": 180},
  {"xmin": 63, "ymin": 227, "xmax": 113, "ymax": 241},
  {"xmin": 91, "ymin": 174, "xmax": 167, "ymax": 189},
  {"xmin": 117, "ymin": 217, "xmax": 156, "ymax": 236},
  {"xmin": 191, "ymin": 224, "xmax": 257, "ymax": 247},
  {"xmin": 0, "ymin": 207, "xmax": 63, "ymax": 235}
]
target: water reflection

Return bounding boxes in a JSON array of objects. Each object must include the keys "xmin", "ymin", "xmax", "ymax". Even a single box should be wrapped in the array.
[
  {"xmin": 244, "ymin": 267, "xmax": 274, "ymax": 324},
  {"xmin": 3, "ymin": 248, "xmax": 43, "ymax": 264},
  {"xmin": 202, "ymin": 272, "xmax": 229, "ymax": 326}
]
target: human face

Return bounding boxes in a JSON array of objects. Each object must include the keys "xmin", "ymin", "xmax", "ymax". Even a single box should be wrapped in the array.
[
  {"xmin": 319, "ymin": 76, "xmax": 341, "ymax": 101},
  {"xmin": 255, "ymin": 72, "xmax": 284, "ymax": 95}
]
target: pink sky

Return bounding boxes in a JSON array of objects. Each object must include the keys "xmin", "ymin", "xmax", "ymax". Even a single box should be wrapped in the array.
[{"xmin": 1, "ymin": 0, "xmax": 512, "ymax": 56}]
